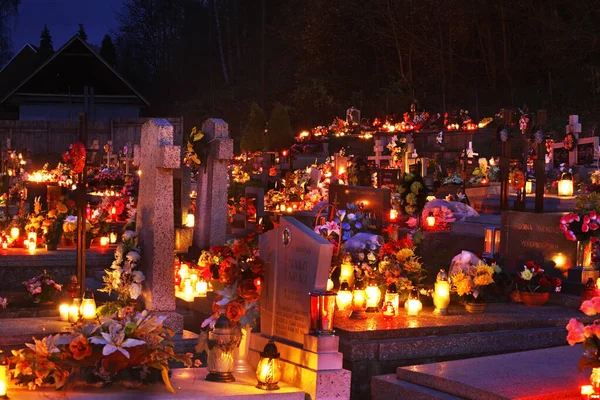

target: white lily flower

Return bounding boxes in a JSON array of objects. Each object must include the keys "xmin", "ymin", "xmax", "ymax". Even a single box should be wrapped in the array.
[{"xmin": 89, "ymin": 323, "xmax": 145, "ymax": 358}]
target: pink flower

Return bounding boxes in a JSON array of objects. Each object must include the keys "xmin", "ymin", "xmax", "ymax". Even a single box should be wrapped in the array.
[
  {"xmin": 591, "ymin": 223, "xmax": 599, "ymax": 231},
  {"xmin": 559, "ymin": 224, "xmax": 568, "ymax": 232},
  {"xmin": 591, "ymin": 211, "xmax": 597, "ymax": 220},
  {"xmin": 565, "ymin": 231, "xmax": 577, "ymax": 241},
  {"xmin": 566, "ymin": 318, "xmax": 585, "ymax": 345},
  {"xmin": 560, "ymin": 216, "xmax": 567, "ymax": 224},
  {"xmin": 585, "ymin": 216, "xmax": 591, "ymax": 224},
  {"xmin": 574, "ymin": 214, "xmax": 581, "ymax": 222},
  {"xmin": 566, "ymin": 214, "xmax": 575, "ymax": 223},
  {"xmin": 580, "ymin": 297, "xmax": 600, "ymax": 316},
  {"xmin": 582, "ymin": 224, "xmax": 590, "ymax": 233}
]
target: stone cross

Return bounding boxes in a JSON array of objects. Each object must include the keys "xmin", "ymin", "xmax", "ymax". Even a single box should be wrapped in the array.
[
  {"xmin": 135, "ymin": 119, "xmax": 183, "ymax": 332},
  {"xmin": 193, "ymin": 119, "xmax": 234, "ymax": 249},
  {"xmin": 567, "ymin": 115, "xmax": 582, "ymax": 139},
  {"xmin": 368, "ymin": 138, "xmax": 393, "ymax": 169}
]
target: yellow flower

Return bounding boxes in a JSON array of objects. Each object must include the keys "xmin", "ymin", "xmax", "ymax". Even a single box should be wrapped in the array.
[
  {"xmin": 396, "ymin": 248, "xmax": 414, "ymax": 261},
  {"xmin": 520, "ymin": 268, "xmax": 533, "ymax": 281},
  {"xmin": 403, "ymin": 258, "xmax": 422, "ymax": 274},
  {"xmin": 455, "ymin": 277, "xmax": 473, "ymax": 296},
  {"xmin": 475, "ymin": 264, "xmax": 494, "ymax": 277},
  {"xmin": 473, "ymin": 274, "xmax": 493, "ymax": 287},
  {"xmin": 56, "ymin": 203, "xmax": 67, "ymax": 214}
]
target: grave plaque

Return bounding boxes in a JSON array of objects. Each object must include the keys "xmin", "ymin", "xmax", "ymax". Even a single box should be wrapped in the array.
[
  {"xmin": 577, "ymin": 142, "xmax": 595, "ymax": 166},
  {"xmin": 500, "ymin": 211, "xmax": 577, "ymax": 271},
  {"xmin": 329, "ymin": 184, "xmax": 391, "ymax": 232},
  {"xmin": 378, "ymin": 169, "xmax": 401, "ymax": 187},
  {"xmin": 259, "ymin": 217, "xmax": 333, "ymax": 345}
]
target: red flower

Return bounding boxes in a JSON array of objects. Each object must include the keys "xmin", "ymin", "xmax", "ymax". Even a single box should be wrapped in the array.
[
  {"xmin": 101, "ymin": 351, "xmax": 129, "ymax": 374},
  {"xmin": 226, "ymin": 301, "xmax": 245, "ymax": 322},
  {"xmin": 249, "ymin": 257, "xmax": 265, "ymax": 275},
  {"xmin": 69, "ymin": 337, "xmax": 92, "ymax": 360},
  {"xmin": 538, "ymin": 277, "xmax": 551, "ymax": 287},
  {"xmin": 238, "ymin": 279, "xmax": 260, "ymax": 302}
]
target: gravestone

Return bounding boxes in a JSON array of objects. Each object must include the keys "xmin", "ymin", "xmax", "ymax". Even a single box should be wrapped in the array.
[
  {"xmin": 500, "ymin": 211, "xmax": 577, "ymax": 271},
  {"xmin": 377, "ymin": 169, "xmax": 401, "ymax": 188},
  {"xmin": 252, "ymin": 216, "xmax": 350, "ymax": 399},
  {"xmin": 244, "ymin": 186, "xmax": 264, "ymax": 231},
  {"xmin": 329, "ymin": 184, "xmax": 391, "ymax": 233},
  {"xmin": 193, "ymin": 119, "xmax": 234, "ymax": 249},
  {"xmin": 576, "ymin": 137, "xmax": 599, "ymax": 166},
  {"xmin": 552, "ymin": 142, "xmax": 570, "ymax": 168},
  {"xmin": 259, "ymin": 217, "xmax": 333, "ymax": 344},
  {"xmin": 134, "ymin": 119, "xmax": 183, "ymax": 332}
]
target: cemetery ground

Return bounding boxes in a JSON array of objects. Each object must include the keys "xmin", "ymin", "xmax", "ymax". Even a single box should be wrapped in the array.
[{"xmin": 2, "ymin": 112, "xmax": 600, "ymax": 400}]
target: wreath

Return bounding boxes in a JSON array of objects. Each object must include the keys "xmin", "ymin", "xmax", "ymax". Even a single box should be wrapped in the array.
[
  {"xmin": 62, "ymin": 142, "xmax": 86, "ymax": 174},
  {"xmin": 509, "ymin": 169, "xmax": 525, "ymax": 191},
  {"xmin": 564, "ymin": 133, "xmax": 577, "ymax": 151},
  {"xmin": 396, "ymin": 172, "xmax": 428, "ymax": 217},
  {"xmin": 183, "ymin": 127, "xmax": 210, "ymax": 172}
]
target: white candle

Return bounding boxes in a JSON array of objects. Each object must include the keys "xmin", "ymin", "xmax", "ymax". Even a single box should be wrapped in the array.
[
  {"xmin": 69, "ymin": 305, "xmax": 79, "ymax": 322},
  {"xmin": 59, "ymin": 304, "xmax": 69, "ymax": 321}
]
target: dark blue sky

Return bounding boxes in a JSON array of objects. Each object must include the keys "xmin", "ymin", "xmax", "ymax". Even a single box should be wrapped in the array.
[{"xmin": 9, "ymin": 0, "xmax": 123, "ymax": 50}]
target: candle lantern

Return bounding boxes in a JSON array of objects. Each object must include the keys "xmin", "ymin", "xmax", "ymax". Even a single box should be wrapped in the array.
[
  {"xmin": 279, "ymin": 204, "xmax": 286, "ymax": 212},
  {"xmin": 350, "ymin": 280, "xmax": 367, "ymax": 319},
  {"xmin": 381, "ymin": 301, "xmax": 395, "ymax": 320},
  {"xmin": 185, "ymin": 210, "xmax": 195, "ymax": 227},
  {"xmin": 384, "ymin": 283, "xmax": 400, "ymax": 316},
  {"xmin": 336, "ymin": 280, "xmax": 353, "ymax": 312},
  {"xmin": 255, "ymin": 340, "xmax": 282, "ymax": 391},
  {"xmin": 69, "ymin": 298, "xmax": 81, "ymax": 323},
  {"xmin": 109, "ymin": 230, "xmax": 118, "ymax": 244},
  {"xmin": 206, "ymin": 314, "xmax": 241, "ymax": 383},
  {"xmin": 558, "ymin": 173, "xmax": 574, "ymax": 197},
  {"xmin": 433, "ymin": 269, "xmax": 451, "ymax": 315},
  {"xmin": 426, "ymin": 212, "xmax": 435, "ymax": 227},
  {"xmin": 27, "ymin": 230, "xmax": 37, "ymax": 250},
  {"xmin": 405, "ymin": 288, "xmax": 423, "ymax": 316},
  {"xmin": 389, "ymin": 209, "xmax": 398, "ymax": 222},
  {"xmin": 100, "ymin": 236, "xmax": 109, "ymax": 247},
  {"xmin": 66, "ymin": 275, "xmax": 80, "ymax": 298},
  {"xmin": 59, "ymin": 303, "xmax": 70, "ymax": 321},
  {"xmin": 326, "ymin": 278, "xmax": 334, "ymax": 291},
  {"xmin": 339, "ymin": 254, "xmax": 355, "ymax": 288},
  {"xmin": 591, "ymin": 367, "xmax": 600, "ymax": 392},
  {"xmin": 196, "ymin": 278, "xmax": 208, "ymax": 297},
  {"xmin": 111, "ymin": 206, "xmax": 117, "ymax": 221},
  {"xmin": 0, "ymin": 350, "xmax": 8, "ymax": 398},
  {"xmin": 483, "ymin": 227, "xmax": 501, "ymax": 258},
  {"xmin": 309, "ymin": 291, "xmax": 336, "ymax": 335},
  {"xmin": 525, "ymin": 180, "xmax": 533, "ymax": 194},
  {"xmin": 10, "ymin": 227, "xmax": 19, "ymax": 240},
  {"xmin": 365, "ymin": 281, "xmax": 381, "ymax": 312},
  {"xmin": 80, "ymin": 289, "xmax": 96, "ymax": 320},
  {"xmin": 184, "ymin": 279, "xmax": 194, "ymax": 298}
]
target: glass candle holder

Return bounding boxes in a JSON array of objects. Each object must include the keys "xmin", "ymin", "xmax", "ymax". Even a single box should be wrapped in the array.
[{"xmin": 310, "ymin": 291, "xmax": 336, "ymax": 335}]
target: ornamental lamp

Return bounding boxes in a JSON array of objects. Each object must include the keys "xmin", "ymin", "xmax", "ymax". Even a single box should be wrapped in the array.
[
  {"xmin": 327, "ymin": 278, "xmax": 334, "ymax": 291},
  {"xmin": 433, "ymin": 269, "xmax": 451, "ymax": 315},
  {"xmin": 525, "ymin": 180, "xmax": 533, "ymax": 194},
  {"xmin": 339, "ymin": 254, "xmax": 355, "ymax": 288},
  {"xmin": 206, "ymin": 314, "xmax": 241, "ymax": 383},
  {"xmin": 195, "ymin": 278, "xmax": 208, "ymax": 297},
  {"xmin": 381, "ymin": 301, "xmax": 395, "ymax": 320},
  {"xmin": 80, "ymin": 289, "xmax": 96, "ymax": 320},
  {"xmin": 365, "ymin": 281, "xmax": 381, "ymax": 312},
  {"xmin": 558, "ymin": 172, "xmax": 574, "ymax": 197},
  {"xmin": 100, "ymin": 236, "xmax": 109, "ymax": 247},
  {"xmin": 405, "ymin": 288, "xmax": 423, "ymax": 316},
  {"xmin": 255, "ymin": 340, "xmax": 282, "ymax": 391},
  {"xmin": 426, "ymin": 212, "xmax": 435, "ymax": 227},
  {"xmin": 350, "ymin": 280, "xmax": 368, "ymax": 319},
  {"xmin": 27, "ymin": 230, "xmax": 37, "ymax": 250},
  {"xmin": 309, "ymin": 291, "xmax": 336, "ymax": 336},
  {"xmin": 109, "ymin": 231, "xmax": 118, "ymax": 244},
  {"xmin": 185, "ymin": 210, "xmax": 195, "ymax": 227},
  {"xmin": 0, "ymin": 350, "xmax": 8, "ymax": 398},
  {"xmin": 336, "ymin": 280, "xmax": 353, "ymax": 312},
  {"xmin": 9, "ymin": 227, "xmax": 19, "ymax": 240},
  {"xmin": 389, "ymin": 209, "xmax": 398, "ymax": 222},
  {"xmin": 483, "ymin": 227, "xmax": 501, "ymax": 258},
  {"xmin": 69, "ymin": 298, "xmax": 81, "ymax": 323},
  {"xmin": 384, "ymin": 283, "xmax": 400, "ymax": 316},
  {"xmin": 59, "ymin": 303, "xmax": 69, "ymax": 321}
]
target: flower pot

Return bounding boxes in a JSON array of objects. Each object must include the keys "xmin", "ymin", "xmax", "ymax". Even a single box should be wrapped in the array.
[
  {"xmin": 46, "ymin": 243, "xmax": 58, "ymax": 251},
  {"xmin": 519, "ymin": 291, "xmax": 549, "ymax": 306},
  {"xmin": 465, "ymin": 302, "xmax": 486, "ymax": 314}
]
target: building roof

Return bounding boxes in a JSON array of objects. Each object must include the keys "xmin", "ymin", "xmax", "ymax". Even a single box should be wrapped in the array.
[
  {"xmin": 1, "ymin": 35, "xmax": 149, "ymax": 106},
  {"xmin": 0, "ymin": 44, "xmax": 38, "ymax": 100}
]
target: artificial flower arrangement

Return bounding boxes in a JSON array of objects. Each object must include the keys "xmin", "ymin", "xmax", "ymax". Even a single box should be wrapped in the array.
[
  {"xmin": 394, "ymin": 172, "xmax": 428, "ymax": 218},
  {"xmin": 9, "ymin": 308, "xmax": 192, "ymax": 392},
  {"xmin": 377, "ymin": 234, "xmax": 427, "ymax": 299},
  {"xmin": 560, "ymin": 211, "xmax": 600, "ymax": 242},
  {"xmin": 99, "ymin": 227, "xmax": 144, "ymax": 305},
  {"xmin": 513, "ymin": 261, "xmax": 562, "ymax": 293},
  {"xmin": 450, "ymin": 262, "xmax": 497, "ymax": 304},
  {"xmin": 469, "ymin": 158, "xmax": 499, "ymax": 184},
  {"xmin": 183, "ymin": 126, "xmax": 209, "ymax": 172},
  {"xmin": 43, "ymin": 197, "xmax": 75, "ymax": 248},
  {"xmin": 197, "ymin": 234, "xmax": 264, "ymax": 330},
  {"xmin": 87, "ymin": 167, "xmax": 125, "ymax": 192},
  {"xmin": 386, "ymin": 135, "xmax": 408, "ymax": 167},
  {"xmin": 23, "ymin": 270, "xmax": 62, "ymax": 304},
  {"xmin": 566, "ymin": 297, "xmax": 600, "ymax": 373},
  {"xmin": 442, "ymin": 172, "xmax": 464, "ymax": 186}
]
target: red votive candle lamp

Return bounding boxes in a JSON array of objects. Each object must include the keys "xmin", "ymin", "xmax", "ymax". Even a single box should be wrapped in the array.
[{"xmin": 310, "ymin": 291, "xmax": 336, "ymax": 335}]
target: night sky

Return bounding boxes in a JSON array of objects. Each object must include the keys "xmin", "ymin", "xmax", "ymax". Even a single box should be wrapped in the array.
[{"xmin": 10, "ymin": 0, "xmax": 123, "ymax": 50}]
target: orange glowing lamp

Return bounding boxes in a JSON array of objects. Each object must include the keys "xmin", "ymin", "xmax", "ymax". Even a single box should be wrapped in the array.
[{"xmin": 426, "ymin": 212, "xmax": 435, "ymax": 227}]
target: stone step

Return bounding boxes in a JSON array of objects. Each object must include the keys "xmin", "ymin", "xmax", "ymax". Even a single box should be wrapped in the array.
[
  {"xmin": 372, "ymin": 346, "xmax": 587, "ymax": 400},
  {"xmin": 6, "ymin": 368, "xmax": 305, "ymax": 399}
]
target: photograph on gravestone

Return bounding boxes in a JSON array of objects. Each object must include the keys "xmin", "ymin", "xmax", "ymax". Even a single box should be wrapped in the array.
[
  {"xmin": 553, "ymin": 146, "xmax": 569, "ymax": 168},
  {"xmin": 259, "ymin": 217, "xmax": 333, "ymax": 345},
  {"xmin": 500, "ymin": 211, "xmax": 577, "ymax": 271},
  {"xmin": 329, "ymin": 184, "xmax": 391, "ymax": 233}
]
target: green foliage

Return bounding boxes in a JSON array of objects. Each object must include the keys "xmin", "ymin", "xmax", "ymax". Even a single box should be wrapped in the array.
[
  {"xmin": 37, "ymin": 25, "xmax": 54, "ymax": 62},
  {"xmin": 575, "ymin": 193, "xmax": 600, "ymax": 214},
  {"xmin": 265, "ymin": 103, "xmax": 294, "ymax": 151},
  {"xmin": 240, "ymin": 102, "xmax": 266, "ymax": 152}
]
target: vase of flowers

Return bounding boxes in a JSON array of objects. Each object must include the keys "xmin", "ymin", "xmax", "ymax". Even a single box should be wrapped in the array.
[
  {"xmin": 514, "ymin": 261, "xmax": 562, "ymax": 306},
  {"xmin": 566, "ymin": 297, "xmax": 600, "ymax": 373},
  {"xmin": 560, "ymin": 212, "xmax": 600, "ymax": 268},
  {"xmin": 450, "ymin": 262, "xmax": 497, "ymax": 313},
  {"xmin": 23, "ymin": 270, "xmax": 62, "ymax": 305}
]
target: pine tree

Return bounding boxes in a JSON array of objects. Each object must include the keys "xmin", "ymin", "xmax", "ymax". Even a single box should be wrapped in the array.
[
  {"xmin": 77, "ymin": 24, "xmax": 88, "ymax": 42},
  {"xmin": 37, "ymin": 25, "xmax": 54, "ymax": 62},
  {"xmin": 240, "ymin": 102, "xmax": 266, "ymax": 152},
  {"xmin": 265, "ymin": 103, "xmax": 294, "ymax": 151},
  {"xmin": 100, "ymin": 34, "xmax": 117, "ymax": 66}
]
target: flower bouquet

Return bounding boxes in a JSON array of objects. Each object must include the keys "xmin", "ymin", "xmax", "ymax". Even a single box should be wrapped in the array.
[
  {"xmin": 377, "ymin": 234, "xmax": 427, "ymax": 300},
  {"xmin": 394, "ymin": 173, "xmax": 428, "ymax": 218},
  {"xmin": 560, "ymin": 211, "xmax": 600, "ymax": 242},
  {"xmin": 9, "ymin": 308, "xmax": 192, "ymax": 392},
  {"xmin": 566, "ymin": 297, "xmax": 600, "ymax": 372},
  {"xmin": 450, "ymin": 262, "xmax": 496, "ymax": 312},
  {"xmin": 23, "ymin": 270, "xmax": 62, "ymax": 304},
  {"xmin": 513, "ymin": 261, "xmax": 562, "ymax": 306}
]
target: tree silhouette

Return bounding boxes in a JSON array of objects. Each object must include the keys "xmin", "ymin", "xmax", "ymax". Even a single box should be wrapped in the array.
[
  {"xmin": 240, "ymin": 102, "xmax": 266, "ymax": 152},
  {"xmin": 37, "ymin": 25, "xmax": 54, "ymax": 63},
  {"xmin": 0, "ymin": 0, "xmax": 20, "ymax": 67},
  {"xmin": 265, "ymin": 103, "xmax": 294, "ymax": 151},
  {"xmin": 100, "ymin": 35, "xmax": 117, "ymax": 67},
  {"xmin": 77, "ymin": 24, "xmax": 88, "ymax": 42}
]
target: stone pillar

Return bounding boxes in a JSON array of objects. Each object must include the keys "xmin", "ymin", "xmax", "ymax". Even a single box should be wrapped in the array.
[
  {"xmin": 193, "ymin": 118, "xmax": 233, "ymax": 250},
  {"xmin": 135, "ymin": 119, "xmax": 183, "ymax": 332}
]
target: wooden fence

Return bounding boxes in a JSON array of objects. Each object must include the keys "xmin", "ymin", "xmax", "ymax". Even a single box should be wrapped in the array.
[{"xmin": 0, "ymin": 117, "xmax": 184, "ymax": 156}]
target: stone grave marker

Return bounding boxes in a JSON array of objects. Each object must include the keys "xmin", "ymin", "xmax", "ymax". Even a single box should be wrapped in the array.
[
  {"xmin": 135, "ymin": 118, "xmax": 183, "ymax": 332},
  {"xmin": 193, "ymin": 118, "xmax": 233, "ymax": 249},
  {"xmin": 259, "ymin": 216, "xmax": 333, "ymax": 344},
  {"xmin": 500, "ymin": 211, "xmax": 576, "ymax": 272},
  {"xmin": 377, "ymin": 169, "xmax": 401, "ymax": 188},
  {"xmin": 329, "ymin": 184, "xmax": 391, "ymax": 233},
  {"xmin": 309, "ymin": 166, "xmax": 321, "ymax": 190},
  {"xmin": 576, "ymin": 137, "xmax": 599, "ymax": 166},
  {"xmin": 244, "ymin": 186, "xmax": 264, "ymax": 231},
  {"xmin": 552, "ymin": 142, "xmax": 570, "ymax": 168}
]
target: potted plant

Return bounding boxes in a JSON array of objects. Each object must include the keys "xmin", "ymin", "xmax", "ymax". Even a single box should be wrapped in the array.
[
  {"xmin": 450, "ymin": 262, "xmax": 497, "ymax": 313},
  {"xmin": 514, "ymin": 261, "xmax": 562, "ymax": 306},
  {"xmin": 23, "ymin": 270, "xmax": 62, "ymax": 305}
]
